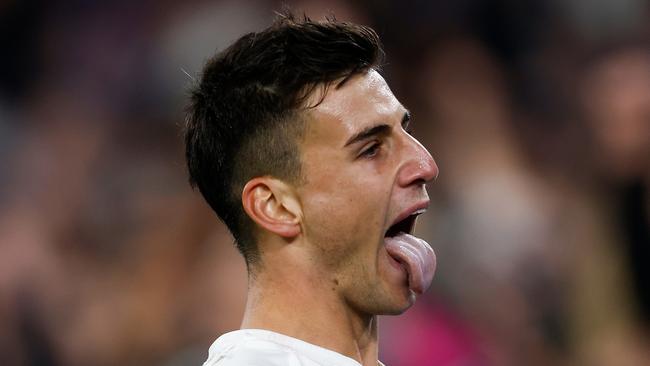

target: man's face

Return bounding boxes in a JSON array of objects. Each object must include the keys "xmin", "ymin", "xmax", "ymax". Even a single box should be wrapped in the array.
[{"xmin": 296, "ymin": 70, "xmax": 438, "ymax": 315}]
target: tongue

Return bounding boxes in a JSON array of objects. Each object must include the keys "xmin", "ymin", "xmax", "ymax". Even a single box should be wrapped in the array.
[{"xmin": 384, "ymin": 233, "xmax": 436, "ymax": 294}]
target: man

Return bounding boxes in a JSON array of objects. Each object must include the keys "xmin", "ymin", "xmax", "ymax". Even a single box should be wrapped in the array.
[{"xmin": 184, "ymin": 12, "xmax": 438, "ymax": 366}]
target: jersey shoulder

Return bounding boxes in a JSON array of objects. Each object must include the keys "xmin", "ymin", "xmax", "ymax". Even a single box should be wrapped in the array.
[{"xmin": 202, "ymin": 336, "xmax": 314, "ymax": 366}]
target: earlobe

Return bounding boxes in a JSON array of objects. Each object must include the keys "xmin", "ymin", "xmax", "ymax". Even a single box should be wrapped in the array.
[{"xmin": 241, "ymin": 178, "xmax": 301, "ymax": 239}]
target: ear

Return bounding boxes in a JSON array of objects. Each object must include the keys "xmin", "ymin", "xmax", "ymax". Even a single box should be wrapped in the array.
[{"xmin": 241, "ymin": 177, "xmax": 302, "ymax": 239}]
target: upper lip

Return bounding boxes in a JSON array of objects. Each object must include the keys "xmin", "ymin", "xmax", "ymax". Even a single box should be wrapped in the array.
[{"xmin": 387, "ymin": 200, "xmax": 430, "ymax": 233}]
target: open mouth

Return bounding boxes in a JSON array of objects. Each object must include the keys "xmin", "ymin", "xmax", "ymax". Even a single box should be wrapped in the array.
[
  {"xmin": 384, "ymin": 213, "xmax": 419, "ymax": 238},
  {"xmin": 382, "ymin": 203, "xmax": 435, "ymax": 294}
]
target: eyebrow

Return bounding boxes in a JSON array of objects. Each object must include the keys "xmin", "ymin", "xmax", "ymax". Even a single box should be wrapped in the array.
[{"xmin": 344, "ymin": 111, "xmax": 411, "ymax": 147}]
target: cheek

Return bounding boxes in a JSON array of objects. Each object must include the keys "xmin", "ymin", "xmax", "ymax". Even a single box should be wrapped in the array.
[
  {"xmin": 299, "ymin": 147, "xmax": 394, "ymax": 255},
  {"xmin": 303, "ymin": 189, "xmax": 364, "ymax": 248},
  {"xmin": 301, "ymin": 170, "xmax": 388, "ymax": 262}
]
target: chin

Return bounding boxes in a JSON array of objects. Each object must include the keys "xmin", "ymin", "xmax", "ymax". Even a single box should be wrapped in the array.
[{"xmin": 377, "ymin": 290, "xmax": 417, "ymax": 315}]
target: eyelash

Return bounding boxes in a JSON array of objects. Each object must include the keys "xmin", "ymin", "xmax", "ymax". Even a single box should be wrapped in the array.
[
  {"xmin": 358, "ymin": 122, "xmax": 412, "ymax": 159},
  {"xmin": 360, "ymin": 141, "xmax": 382, "ymax": 158}
]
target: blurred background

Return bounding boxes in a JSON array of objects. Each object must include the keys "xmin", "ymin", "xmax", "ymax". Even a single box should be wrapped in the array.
[{"xmin": 1, "ymin": 0, "xmax": 649, "ymax": 365}]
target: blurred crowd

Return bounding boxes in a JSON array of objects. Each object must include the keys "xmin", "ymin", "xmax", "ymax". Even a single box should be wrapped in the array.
[{"xmin": 1, "ymin": 1, "xmax": 649, "ymax": 365}]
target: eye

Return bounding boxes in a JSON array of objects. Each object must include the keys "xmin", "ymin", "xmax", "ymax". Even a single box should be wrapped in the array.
[
  {"xmin": 360, "ymin": 141, "xmax": 381, "ymax": 158},
  {"xmin": 403, "ymin": 122, "xmax": 414, "ymax": 135}
]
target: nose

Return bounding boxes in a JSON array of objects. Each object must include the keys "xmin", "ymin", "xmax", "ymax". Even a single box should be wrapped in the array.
[{"xmin": 397, "ymin": 135, "xmax": 439, "ymax": 187}]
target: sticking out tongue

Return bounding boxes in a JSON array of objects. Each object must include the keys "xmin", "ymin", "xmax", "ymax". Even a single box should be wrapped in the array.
[{"xmin": 384, "ymin": 233, "xmax": 436, "ymax": 294}]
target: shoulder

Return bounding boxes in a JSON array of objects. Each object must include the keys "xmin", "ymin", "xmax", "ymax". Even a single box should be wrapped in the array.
[{"xmin": 202, "ymin": 330, "xmax": 315, "ymax": 366}]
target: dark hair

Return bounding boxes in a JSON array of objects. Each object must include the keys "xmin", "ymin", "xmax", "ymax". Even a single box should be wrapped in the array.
[{"xmin": 184, "ymin": 12, "xmax": 384, "ymax": 265}]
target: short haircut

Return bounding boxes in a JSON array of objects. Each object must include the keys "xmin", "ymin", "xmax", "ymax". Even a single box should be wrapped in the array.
[{"xmin": 184, "ymin": 12, "xmax": 384, "ymax": 266}]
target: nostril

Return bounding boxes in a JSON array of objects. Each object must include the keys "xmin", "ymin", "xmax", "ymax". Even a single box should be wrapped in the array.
[{"xmin": 413, "ymin": 177, "xmax": 427, "ymax": 186}]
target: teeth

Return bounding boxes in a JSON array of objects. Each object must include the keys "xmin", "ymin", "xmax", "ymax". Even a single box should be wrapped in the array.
[
  {"xmin": 385, "ymin": 208, "xmax": 427, "ymax": 238},
  {"xmin": 412, "ymin": 208, "xmax": 427, "ymax": 216}
]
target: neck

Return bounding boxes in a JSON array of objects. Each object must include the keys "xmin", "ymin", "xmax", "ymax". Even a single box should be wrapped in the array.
[{"xmin": 240, "ymin": 246, "xmax": 379, "ymax": 366}]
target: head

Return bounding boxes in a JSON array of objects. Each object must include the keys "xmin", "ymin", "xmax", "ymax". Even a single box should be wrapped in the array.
[
  {"xmin": 185, "ymin": 13, "xmax": 438, "ymax": 315},
  {"xmin": 185, "ymin": 13, "xmax": 382, "ymax": 262}
]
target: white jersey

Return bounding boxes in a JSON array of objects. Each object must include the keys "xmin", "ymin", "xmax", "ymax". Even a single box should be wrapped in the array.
[{"xmin": 202, "ymin": 329, "xmax": 384, "ymax": 366}]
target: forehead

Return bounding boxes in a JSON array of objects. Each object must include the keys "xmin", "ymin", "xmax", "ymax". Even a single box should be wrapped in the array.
[{"xmin": 304, "ymin": 70, "xmax": 402, "ymax": 143}]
